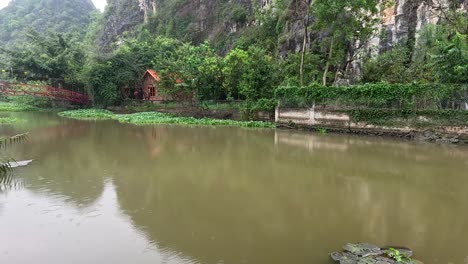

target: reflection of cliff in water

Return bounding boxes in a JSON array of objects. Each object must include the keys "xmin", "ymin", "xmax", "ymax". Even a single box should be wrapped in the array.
[{"xmin": 112, "ymin": 126, "xmax": 468, "ymax": 264}]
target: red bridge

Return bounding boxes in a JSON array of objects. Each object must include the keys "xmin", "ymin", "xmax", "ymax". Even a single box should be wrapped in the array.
[{"xmin": 0, "ymin": 82, "xmax": 90, "ymax": 104}]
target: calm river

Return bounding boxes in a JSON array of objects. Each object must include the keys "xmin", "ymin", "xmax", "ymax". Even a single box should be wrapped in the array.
[{"xmin": 1, "ymin": 112, "xmax": 468, "ymax": 264}]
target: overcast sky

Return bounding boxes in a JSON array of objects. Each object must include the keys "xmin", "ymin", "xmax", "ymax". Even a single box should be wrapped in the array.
[{"xmin": 0, "ymin": 0, "xmax": 107, "ymax": 11}]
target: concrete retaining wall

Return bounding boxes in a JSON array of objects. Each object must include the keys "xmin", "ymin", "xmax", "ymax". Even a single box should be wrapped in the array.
[{"xmin": 275, "ymin": 105, "xmax": 468, "ymax": 145}]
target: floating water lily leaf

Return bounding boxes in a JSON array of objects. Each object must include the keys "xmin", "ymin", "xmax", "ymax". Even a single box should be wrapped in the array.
[{"xmin": 344, "ymin": 243, "xmax": 383, "ymax": 257}]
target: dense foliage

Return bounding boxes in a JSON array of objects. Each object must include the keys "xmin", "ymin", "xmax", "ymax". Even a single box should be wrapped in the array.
[
  {"xmin": 276, "ymin": 83, "xmax": 468, "ymax": 110},
  {"xmin": 0, "ymin": 0, "xmax": 95, "ymax": 61},
  {"xmin": 0, "ymin": 0, "xmax": 466, "ymax": 120}
]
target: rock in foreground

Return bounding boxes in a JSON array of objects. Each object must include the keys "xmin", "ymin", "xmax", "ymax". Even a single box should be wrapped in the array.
[{"xmin": 331, "ymin": 243, "xmax": 420, "ymax": 264}]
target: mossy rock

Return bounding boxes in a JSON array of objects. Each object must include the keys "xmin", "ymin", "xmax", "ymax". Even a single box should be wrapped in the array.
[
  {"xmin": 331, "ymin": 243, "xmax": 420, "ymax": 264},
  {"xmin": 343, "ymin": 243, "xmax": 383, "ymax": 257}
]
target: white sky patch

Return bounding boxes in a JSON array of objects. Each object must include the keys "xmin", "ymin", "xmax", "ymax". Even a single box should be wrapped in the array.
[
  {"xmin": 0, "ymin": 0, "xmax": 107, "ymax": 11},
  {"xmin": 0, "ymin": 0, "xmax": 10, "ymax": 9}
]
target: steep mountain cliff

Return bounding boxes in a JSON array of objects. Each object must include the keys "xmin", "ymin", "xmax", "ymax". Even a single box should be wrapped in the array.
[
  {"xmin": 96, "ymin": 0, "xmax": 467, "ymax": 55},
  {"xmin": 0, "ymin": 0, "xmax": 96, "ymax": 49},
  {"xmin": 374, "ymin": 0, "xmax": 468, "ymax": 52},
  {"xmin": 96, "ymin": 0, "xmax": 256, "ymax": 52}
]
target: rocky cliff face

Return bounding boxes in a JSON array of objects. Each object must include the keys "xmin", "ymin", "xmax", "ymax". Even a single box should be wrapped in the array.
[
  {"xmin": 96, "ymin": 0, "xmax": 256, "ymax": 52},
  {"xmin": 95, "ymin": 0, "xmax": 467, "ymax": 54},
  {"xmin": 375, "ymin": 0, "xmax": 467, "ymax": 52}
]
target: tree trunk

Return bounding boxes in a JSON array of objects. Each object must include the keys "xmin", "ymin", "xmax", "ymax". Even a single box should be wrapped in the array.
[
  {"xmin": 299, "ymin": 0, "xmax": 311, "ymax": 87},
  {"xmin": 322, "ymin": 36, "xmax": 334, "ymax": 86},
  {"xmin": 300, "ymin": 31, "xmax": 307, "ymax": 86}
]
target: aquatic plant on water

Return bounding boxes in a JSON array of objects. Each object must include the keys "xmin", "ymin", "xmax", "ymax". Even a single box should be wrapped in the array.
[
  {"xmin": 58, "ymin": 109, "xmax": 276, "ymax": 128},
  {"xmin": 58, "ymin": 109, "xmax": 115, "ymax": 120},
  {"xmin": 115, "ymin": 112, "xmax": 276, "ymax": 128}
]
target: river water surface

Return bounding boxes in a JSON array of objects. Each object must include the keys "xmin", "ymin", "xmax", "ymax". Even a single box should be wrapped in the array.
[{"xmin": 1, "ymin": 112, "xmax": 468, "ymax": 264}]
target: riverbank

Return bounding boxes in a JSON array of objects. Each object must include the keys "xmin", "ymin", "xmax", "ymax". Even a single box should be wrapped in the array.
[
  {"xmin": 0, "ymin": 97, "xmax": 71, "ymax": 112},
  {"xmin": 276, "ymin": 107, "xmax": 468, "ymax": 145},
  {"xmin": 3, "ymin": 97, "xmax": 467, "ymax": 144},
  {"xmin": 58, "ymin": 107, "xmax": 468, "ymax": 145}
]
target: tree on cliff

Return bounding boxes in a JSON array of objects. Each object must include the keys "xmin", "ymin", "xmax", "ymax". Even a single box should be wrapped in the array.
[{"xmin": 311, "ymin": 0, "xmax": 384, "ymax": 85}]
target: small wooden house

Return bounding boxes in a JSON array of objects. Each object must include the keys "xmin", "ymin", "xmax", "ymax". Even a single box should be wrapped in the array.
[{"xmin": 142, "ymin": 69, "xmax": 194, "ymax": 102}]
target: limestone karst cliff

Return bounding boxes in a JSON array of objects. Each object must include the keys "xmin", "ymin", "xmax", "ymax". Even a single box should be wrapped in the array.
[{"xmin": 95, "ymin": 0, "xmax": 466, "ymax": 55}]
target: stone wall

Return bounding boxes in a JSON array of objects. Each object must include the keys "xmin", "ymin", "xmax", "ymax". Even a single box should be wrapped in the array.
[{"xmin": 275, "ymin": 106, "xmax": 468, "ymax": 144}]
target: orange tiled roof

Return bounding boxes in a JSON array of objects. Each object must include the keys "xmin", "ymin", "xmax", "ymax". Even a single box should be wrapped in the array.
[{"xmin": 145, "ymin": 69, "xmax": 161, "ymax": 81}]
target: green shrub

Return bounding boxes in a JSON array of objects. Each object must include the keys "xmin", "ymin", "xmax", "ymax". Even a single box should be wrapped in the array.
[{"xmin": 275, "ymin": 83, "xmax": 468, "ymax": 110}]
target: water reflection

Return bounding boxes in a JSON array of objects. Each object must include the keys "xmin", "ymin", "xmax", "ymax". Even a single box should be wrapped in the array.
[{"xmin": 1, "ymin": 113, "xmax": 468, "ymax": 264}]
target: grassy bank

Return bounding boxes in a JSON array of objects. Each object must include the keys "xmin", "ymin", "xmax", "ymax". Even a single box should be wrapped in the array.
[
  {"xmin": 0, "ymin": 96, "xmax": 69, "ymax": 112},
  {"xmin": 0, "ymin": 102, "xmax": 37, "ymax": 112},
  {"xmin": 58, "ymin": 109, "xmax": 276, "ymax": 128}
]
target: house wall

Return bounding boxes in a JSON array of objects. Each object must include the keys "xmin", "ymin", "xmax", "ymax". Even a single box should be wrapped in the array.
[
  {"xmin": 143, "ymin": 75, "xmax": 170, "ymax": 101},
  {"xmin": 142, "ymin": 74, "xmax": 196, "ymax": 103}
]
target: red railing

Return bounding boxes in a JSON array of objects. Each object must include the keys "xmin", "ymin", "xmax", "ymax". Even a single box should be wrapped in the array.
[{"xmin": 0, "ymin": 82, "xmax": 90, "ymax": 104}]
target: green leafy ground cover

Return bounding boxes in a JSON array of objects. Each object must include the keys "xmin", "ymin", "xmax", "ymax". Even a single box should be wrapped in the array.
[
  {"xmin": 58, "ymin": 109, "xmax": 275, "ymax": 128},
  {"xmin": 58, "ymin": 109, "xmax": 115, "ymax": 120},
  {"xmin": 0, "ymin": 102, "xmax": 36, "ymax": 112}
]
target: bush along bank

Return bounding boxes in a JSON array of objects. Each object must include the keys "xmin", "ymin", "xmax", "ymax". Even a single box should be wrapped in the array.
[
  {"xmin": 274, "ymin": 84, "xmax": 468, "ymax": 144},
  {"xmin": 0, "ymin": 102, "xmax": 37, "ymax": 112},
  {"xmin": 275, "ymin": 83, "xmax": 468, "ymax": 126},
  {"xmin": 58, "ymin": 109, "xmax": 276, "ymax": 128},
  {"xmin": 0, "ymin": 96, "xmax": 69, "ymax": 112}
]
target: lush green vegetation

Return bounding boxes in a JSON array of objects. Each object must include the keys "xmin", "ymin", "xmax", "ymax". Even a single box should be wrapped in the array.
[
  {"xmin": 276, "ymin": 83, "xmax": 468, "ymax": 109},
  {"xmin": 385, "ymin": 248, "xmax": 413, "ymax": 264},
  {"xmin": 0, "ymin": 0, "xmax": 95, "ymax": 66},
  {"xmin": 0, "ymin": 0, "xmax": 466, "ymax": 126},
  {"xmin": 58, "ymin": 109, "xmax": 275, "ymax": 128},
  {"xmin": 0, "ymin": 102, "xmax": 36, "ymax": 112},
  {"xmin": 58, "ymin": 109, "xmax": 114, "ymax": 120},
  {"xmin": 276, "ymin": 83, "xmax": 468, "ymax": 127}
]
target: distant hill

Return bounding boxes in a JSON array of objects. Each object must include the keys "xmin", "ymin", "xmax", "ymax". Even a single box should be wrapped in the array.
[{"xmin": 0, "ymin": 0, "xmax": 96, "ymax": 50}]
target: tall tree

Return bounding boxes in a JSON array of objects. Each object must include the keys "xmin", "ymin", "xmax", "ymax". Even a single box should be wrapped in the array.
[
  {"xmin": 311, "ymin": 0, "xmax": 382, "ymax": 85},
  {"xmin": 300, "ymin": 0, "xmax": 312, "ymax": 87}
]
